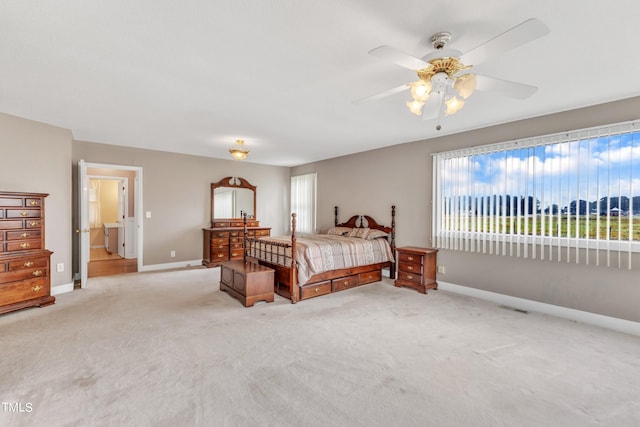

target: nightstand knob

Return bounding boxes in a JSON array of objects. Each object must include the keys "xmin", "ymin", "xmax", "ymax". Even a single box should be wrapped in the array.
[
  {"xmin": 407, "ymin": 266, "xmax": 413, "ymax": 271},
  {"xmin": 408, "ymin": 256, "xmax": 414, "ymax": 261},
  {"xmin": 407, "ymin": 274, "xmax": 413, "ymax": 280}
]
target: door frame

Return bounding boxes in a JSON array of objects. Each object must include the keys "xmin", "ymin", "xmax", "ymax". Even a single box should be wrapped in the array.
[{"xmin": 78, "ymin": 160, "xmax": 143, "ymax": 288}]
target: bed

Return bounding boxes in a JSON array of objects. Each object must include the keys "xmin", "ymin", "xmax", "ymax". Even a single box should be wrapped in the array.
[{"xmin": 243, "ymin": 206, "xmax": 396, "ymax": 303}]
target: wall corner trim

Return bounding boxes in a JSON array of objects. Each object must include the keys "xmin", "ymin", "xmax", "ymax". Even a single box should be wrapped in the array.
[{"xmin": 438, "ymin": 281, "xmax": 640, "ymax": 337}]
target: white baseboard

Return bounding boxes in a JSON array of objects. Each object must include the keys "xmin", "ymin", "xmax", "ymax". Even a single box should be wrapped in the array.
[
  {"xmin": 438, "ymin": 281, "xmax": 640, "ymax": 337},
  {"xmin": 138, "ymin": 259, "xmax": 203, "ymax": 272},
  {"xmin": 51, "ymin": 282, "xmax": 74, "ymax": 296}
]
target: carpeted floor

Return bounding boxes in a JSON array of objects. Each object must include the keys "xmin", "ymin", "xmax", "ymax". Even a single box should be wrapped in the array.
[{"xmin": 1, "ymin": 267, "xmax": 639, "ymax": 427}]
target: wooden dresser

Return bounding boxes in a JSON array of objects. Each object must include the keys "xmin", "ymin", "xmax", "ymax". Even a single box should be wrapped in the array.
[
  {"xmin": 202, "ymin": 219, "xmax": 270, "ymax": 267},
  {"xmin": 0, "ymin": 191, "xmax": 55, "ymax": 315},
  {"xmin": 394, "ymin": 246, "xmax": 438, "ymax": 294}
]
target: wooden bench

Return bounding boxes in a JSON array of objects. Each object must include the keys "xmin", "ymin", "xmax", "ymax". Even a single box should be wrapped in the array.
[{"xmin": 219, "ymin": 260, "xmax": 275, "ymax": 307}]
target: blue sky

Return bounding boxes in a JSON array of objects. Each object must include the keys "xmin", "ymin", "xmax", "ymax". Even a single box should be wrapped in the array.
[{"xmin": 441, "ymin": 131, "xmax": 640, "ymax": 210}]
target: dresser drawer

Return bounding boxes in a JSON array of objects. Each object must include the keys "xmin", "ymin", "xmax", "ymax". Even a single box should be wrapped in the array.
[
  {"xmin": 25, "ymin": 198, "xmax": 42, "ymax": 207},
  {"xmin": 0, "ymin": 277, "xmax": 48, "ymax": 306},
  {"xmin": 6, "ymin": 209, "xmax": 41, "ymax": 219},
  {"xmin": 255, "ymin": 230, "xmax": 270, "ymax": 236},
  {"xmin": 213, "ymin": 221, "xmax": 231, "ymax": 228},
  {"xmin": 0, "ymin": 197, "xmax": 24, "ymax": 207},
  {"xmin": 6, "ymin": 230, "xmax": 41, "ymax": 241},
  {"xmin": 211, "ymin": 249, "xmax": 229, "ymax": 261},
  {"xmin": 8, "ymin": 257, "xmax": 49, "ymax": 271},
  {"xmin": 7, "ymin": 240, "xmax": 42, "ymax": 252},
  {"xmin": 0, "ymin": 265, "xmax": 48, "ymax": 284},
  {"xmin": 359, "ymin": 270, "xmax": 382, "ymax": 285},
  {"xmin": 300, "ymin": 280, "xmax": 331, "ymax": 299},
  {"xmin": 212, "ymin": 231, "xmax": 230, "ymax": 238},
  {"xmin": 332, "ymin": 274, "xmax": 359, "ymax": 292},
  {"xmin": 229, "ymin": 248, "xmax": 243, "ymax": 259},
  {"xmin": 26, "ymin": 220, "xmax": 43, "ymax": 228},
  {"xmin": 230, "ymin": 221, "xmax": 244, "ymax": 228},
  {"xmin": 211, "ymin": 237, "xmax": 228, "ymax": 247},
  {"xmin": 0, "ymin": 220, "xmax": 24, "ymax": 230}
]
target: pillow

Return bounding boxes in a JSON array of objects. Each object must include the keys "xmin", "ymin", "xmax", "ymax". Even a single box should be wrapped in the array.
[
  {"xmin": 365, "ymin": 229, "xmax": 389, "ymax": 240},
  {"xmin": 326, "ymin": 227, "xmax": 352, "ymax": 236},
  {"xmin": 348, "ymin": 227, "xmax": 370, "ymax": 238}
]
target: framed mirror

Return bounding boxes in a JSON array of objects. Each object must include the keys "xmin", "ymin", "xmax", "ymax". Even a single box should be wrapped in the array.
[{"xmin": 211, "ymin": 176, "xmax": 256, "ymax": 222}]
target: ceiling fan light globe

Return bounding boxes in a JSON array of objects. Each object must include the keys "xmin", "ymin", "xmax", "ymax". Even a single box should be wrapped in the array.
[
  {"xmin": 445, "ymin": 96, "xmax": 464, "ymax": 116},
  {"xmin": 454, "ymin": 74, "xmax": 477, "ymax": 99},
  {"xmin": 410, "ymin": 80, "xmax": 431, "ymax": 102},
  {"xmin": 406, "ymin": 99, "xmax": 424, "ymax": 115}
]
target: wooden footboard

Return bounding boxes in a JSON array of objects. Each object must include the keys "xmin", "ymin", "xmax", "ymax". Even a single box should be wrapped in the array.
[{"xmin": 244, "ymin": 206, "xmax": 396, "ymax": 303}]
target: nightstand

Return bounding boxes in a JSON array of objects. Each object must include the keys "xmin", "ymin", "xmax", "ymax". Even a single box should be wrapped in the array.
[{"xmin": 394, "ymin": 247, "xmax": 438, "ymax": 294}]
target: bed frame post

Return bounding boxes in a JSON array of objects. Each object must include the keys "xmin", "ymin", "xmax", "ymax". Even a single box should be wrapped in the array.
[
  {"xmin": 243, "ymin": 212, "xmax": 248, "ymax": 262},
  {"xmin": 390, "ymin": 205, "xmax": 396, "ymax": 279},
  {"xmin": 334, "ymin": 206, "xmax": 338, "ymax": 226},
  {"xmin": 290, "ymin": 213, "xmax": 299, "ymax": 303}
]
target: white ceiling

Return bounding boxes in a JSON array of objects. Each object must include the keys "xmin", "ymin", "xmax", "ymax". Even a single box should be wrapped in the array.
[{"xmin": 2, "ymin": 1, "xmax": 640, "ymax": 167}]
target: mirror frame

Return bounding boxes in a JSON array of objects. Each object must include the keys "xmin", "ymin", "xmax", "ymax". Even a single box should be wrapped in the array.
[{"xmin": 211, "ymin": 176, "xmax": 257, "ymax": 224}]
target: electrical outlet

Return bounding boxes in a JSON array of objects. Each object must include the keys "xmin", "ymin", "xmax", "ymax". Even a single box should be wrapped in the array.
[
  {"xmin": 146, "ymin": 211, "xmax": 152, "ymax": 218},
  {"xmin": 437, "ymin": 265, "xmax": 446, "ymax": 274},
  {"xmin": 170, "ymin": 250, "xmax": 176, "ymax": 258},
  {"xmin": 56, "ymin": 263, "xmax": 64, "ymax": 273}
]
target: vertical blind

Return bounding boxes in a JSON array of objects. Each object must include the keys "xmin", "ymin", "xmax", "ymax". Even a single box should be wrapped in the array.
[
  {"xmin": 291, "ymin": 172, "xmax": 317, "ymax": 234},
  {"xmin": 432, "ymin": 120, "xmax": 640, "ymax": 269}
]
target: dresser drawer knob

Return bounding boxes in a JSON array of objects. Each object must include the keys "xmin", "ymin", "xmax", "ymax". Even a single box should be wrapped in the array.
[
  {"xmin": 407, "ymin": 274, "xmax": 413, "ymax": 280},
  {"xmin": 20, "ymin": 243, "xmax": 31, "ymax": 249},
  {"xmin": 21, "ymin": 211, "xmax": 29, "ymax": 217},
  {"xmin": 30, "ymin": 200, "xmax": 39, "ymax": 206},
  {"xmin": 217, "ymin": 254, "xmax": 224, "ymax": 258},
  {"xmin": 32, "ymin": 285, "xmax": 43, "ymax": 292},
  {"xmin": 22, "ymin": 232, "xmax": 30, "ymax": 238},
  {"xmin": 315, "ymin": 288, "xmax": 319, "ymax": 293},
  {"xmin": 408, "ymin": 256, "xmax": 414, "ymax": 261},
  {"xmin": 32, "ymin": 270, "xmax": 43, "ymax": 277},
  {"xmin": 30, "ymin": 221, "xmax": 39, "ymax": 227},
  {"xmin": 24, "ymin": 261, "xmax": 34, "ymax": 267},
  {"xmin": 407, "ymin": 266, "xmax": 413, "ymax": 271}
]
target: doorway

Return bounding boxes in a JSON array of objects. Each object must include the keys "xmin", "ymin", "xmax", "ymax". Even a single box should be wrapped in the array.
[{"xmin": 78, "ymin": 161, "xmax": 143, "ymax": 286}]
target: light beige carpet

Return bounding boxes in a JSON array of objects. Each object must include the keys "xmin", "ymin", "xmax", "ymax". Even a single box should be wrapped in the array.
[{"xmin": 1, "ymin": 267, "xmax": 639, "ymax": 427}]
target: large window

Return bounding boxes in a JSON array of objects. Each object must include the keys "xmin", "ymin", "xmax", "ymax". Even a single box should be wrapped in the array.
[
  {"xmin": 432, "ymin": 120, "xmax": 640, "ymax": 269},
  {"xmin": 291, "ymin": 172, "xmax": 317, "ymax": 234}
]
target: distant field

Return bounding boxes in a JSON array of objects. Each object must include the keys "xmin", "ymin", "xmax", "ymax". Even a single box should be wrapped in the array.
[{"xmin": 448, "ymin": 215, "xmax": 640, "ymax": 240}]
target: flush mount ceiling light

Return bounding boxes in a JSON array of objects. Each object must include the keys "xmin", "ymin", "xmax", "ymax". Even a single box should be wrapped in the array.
[
  {"xmin": 229, "ymin": 139, "xmax": 249, "ymax": 160},
  {"xmin": 357, "ymin": 19, "xmax": 549, "ymax": 130}
]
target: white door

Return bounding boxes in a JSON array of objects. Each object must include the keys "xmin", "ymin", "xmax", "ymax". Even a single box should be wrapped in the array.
[
  {"xmin": 78, "ymin": 159, "xmax": 90, "ymax": 288},
  {"xmin": 117, "ymin": 179, "xmax": 127, "ymax": 258}
]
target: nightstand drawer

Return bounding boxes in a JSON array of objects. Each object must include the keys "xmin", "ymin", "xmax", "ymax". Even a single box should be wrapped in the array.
[{"xmin": 398, "ymin": 252, "xmax": 424, "ymax": 265}]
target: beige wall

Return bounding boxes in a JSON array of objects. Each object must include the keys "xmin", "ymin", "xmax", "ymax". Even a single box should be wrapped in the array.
[
  {"xmin": 292, "ymin": 96, "xmax": 640, "ymax": 323},
  {"xmin": 0, "ymin": 112, "xmax": 73, "ymax": 289},
  {"xmin": 72, "ymin": 141, "xmax": 290, "ymax": 267}
]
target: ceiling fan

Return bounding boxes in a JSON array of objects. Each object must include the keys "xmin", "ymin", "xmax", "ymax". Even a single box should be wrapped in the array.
[{"xmin": 356, "ymin": 18, "xmax": 550, "ymax": 130}]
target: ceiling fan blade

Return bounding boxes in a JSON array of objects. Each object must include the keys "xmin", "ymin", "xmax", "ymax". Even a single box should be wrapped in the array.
[
  {"xmin": 421, "ymin": 93, "xmax": 441, "ymax": 120},
  {"xmin": 475, "ymin": 75, "xmax": 538, "ymax": 99},
  {"xmin": 369, "ymin": 45, "xmax": 431, "ymax": 70},
  {"xmin": 459, "ymin": 18, "xmax": 549, "ymax": 67},
  {"xmin": 353, "ymin": 83, "xmax": 410, "ymax": 104}
]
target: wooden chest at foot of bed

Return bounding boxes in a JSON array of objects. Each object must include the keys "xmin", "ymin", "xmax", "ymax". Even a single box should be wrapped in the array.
[{"xmin": 220, "ymin": 260, "xmax": 275, "ymax": 307}]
